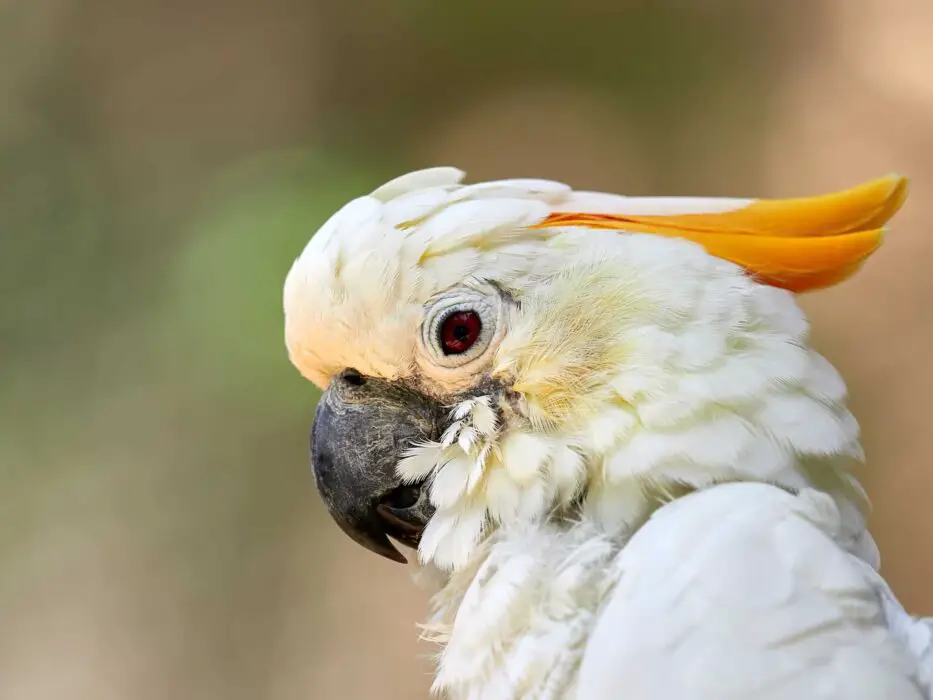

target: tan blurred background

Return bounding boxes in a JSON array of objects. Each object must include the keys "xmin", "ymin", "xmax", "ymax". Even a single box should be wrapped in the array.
[{"xmin": 1, "ymin": 0, "xmax": 931, "ymax": 698}]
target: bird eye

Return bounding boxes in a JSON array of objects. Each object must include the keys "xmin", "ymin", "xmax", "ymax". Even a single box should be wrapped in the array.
[
  {"xmin": 420, "ymin": 284, "xmax": 506, "ymax": 373},
  {"xmin": 439, "ymin": 310, "xmax": 482, "ymax": 355}
]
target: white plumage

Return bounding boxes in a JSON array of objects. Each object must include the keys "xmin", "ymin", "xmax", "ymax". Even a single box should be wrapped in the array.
[
  {"xmin": 578, "ymin": 483, "xmax": 931, "ymax": 700},
  {"xmin": 284, "ymin": 167, "xmax": 924, "ymax": 699}
]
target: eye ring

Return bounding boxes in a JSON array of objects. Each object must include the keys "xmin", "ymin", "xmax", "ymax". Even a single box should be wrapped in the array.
[{"xmin": 419, "ymin": 284, "xmax": 506, "ymax": 373}]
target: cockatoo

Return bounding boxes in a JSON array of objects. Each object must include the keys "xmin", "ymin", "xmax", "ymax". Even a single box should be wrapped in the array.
[{"xmin": 283, "ymin": 167, "xmax": 930, "ymax": 699}]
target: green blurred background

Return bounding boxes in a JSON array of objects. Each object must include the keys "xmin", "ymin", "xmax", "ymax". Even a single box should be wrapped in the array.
[{"xmin": 1, "ymin": 1, "xmax": 931, "ymax": 698}]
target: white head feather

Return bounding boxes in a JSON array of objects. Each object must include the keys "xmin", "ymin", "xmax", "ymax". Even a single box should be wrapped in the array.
[{"xmin": 285, "ymin": 167, "xmax": 884, "ymax": 572}]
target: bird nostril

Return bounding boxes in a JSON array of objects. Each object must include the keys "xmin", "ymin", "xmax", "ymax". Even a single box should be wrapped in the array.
[
  {"xmin": 381, "ymin": 485, "xmax": 421, "ymax": 510},
  {"xmin": 341, "ymin": 369, "xmax": 366, "ymax": 387}
]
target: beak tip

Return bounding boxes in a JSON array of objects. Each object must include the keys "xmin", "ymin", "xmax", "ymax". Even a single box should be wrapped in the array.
[
  {"xmin": 385, "ymin": 547, "xmax": 409, "ymax": 565},
  {"xmin": 332, "ymin": 512, "xmax": 410, "ymax": 564},
  {"xmin": 361, "ymin": 524, "xmax": 416, "ymax": 565},
  {"xmin": 369, "ymin": 533, "xmax": 409, "ymax": 564}
]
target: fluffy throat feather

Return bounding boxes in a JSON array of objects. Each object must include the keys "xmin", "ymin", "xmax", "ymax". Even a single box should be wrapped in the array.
[
  {"xmin": 415, "ymin": 519, "xmax": 626, "ymax": 700},
  {"xmin": 399, "ymin": 344, "xmax": 868, "ymax": 573}
]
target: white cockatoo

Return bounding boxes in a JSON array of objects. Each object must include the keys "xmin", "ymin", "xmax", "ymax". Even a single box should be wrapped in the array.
[{"xmin": 283, "ymin": 167, "xmax": 930, "ymax": 699}]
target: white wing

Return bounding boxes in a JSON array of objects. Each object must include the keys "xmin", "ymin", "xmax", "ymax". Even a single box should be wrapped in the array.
[{"xmin": 575, "ymin": 482, "xmax": 931, "ymax": 700}]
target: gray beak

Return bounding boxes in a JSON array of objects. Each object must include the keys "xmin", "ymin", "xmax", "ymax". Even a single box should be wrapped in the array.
[{"xmin": 310, "ymin": 371, "xmax": 443, "ymax": 563}]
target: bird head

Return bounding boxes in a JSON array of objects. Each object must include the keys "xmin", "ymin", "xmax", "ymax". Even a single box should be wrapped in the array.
[{"xmin": 283, "ymin": 167, "xmax": 907, "ymax": 569}]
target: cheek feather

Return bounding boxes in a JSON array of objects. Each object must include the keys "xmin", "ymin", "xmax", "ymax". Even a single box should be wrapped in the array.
[{"xmin": 494, "ymin": 267, "xmax": 649, "ymax": 431}]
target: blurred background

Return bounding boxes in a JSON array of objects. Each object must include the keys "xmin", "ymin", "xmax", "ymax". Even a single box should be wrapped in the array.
[{"xmin": 1, "ymin": 0, "xmax": 931, "ymax": 697}]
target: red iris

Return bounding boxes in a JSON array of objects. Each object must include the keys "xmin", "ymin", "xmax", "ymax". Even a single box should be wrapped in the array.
[{"xmin": 440, "ymin": 310, "xmax": 482, "ymax": 355}]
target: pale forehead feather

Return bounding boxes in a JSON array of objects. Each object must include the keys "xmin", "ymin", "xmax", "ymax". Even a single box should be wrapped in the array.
[{"xmin": 284, "ymin": 171, "xmax": 575, "ymax": 384}]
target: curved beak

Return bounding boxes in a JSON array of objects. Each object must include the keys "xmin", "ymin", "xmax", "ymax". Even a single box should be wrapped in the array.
[{"xmin": 310, "ymin": 374, "xmax": 442, "ymax": 563}]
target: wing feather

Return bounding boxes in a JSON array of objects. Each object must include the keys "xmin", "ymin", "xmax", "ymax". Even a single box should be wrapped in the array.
[{"xmin": 576, "ymin": 483, "xmax": 928, "ymax": 699}]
